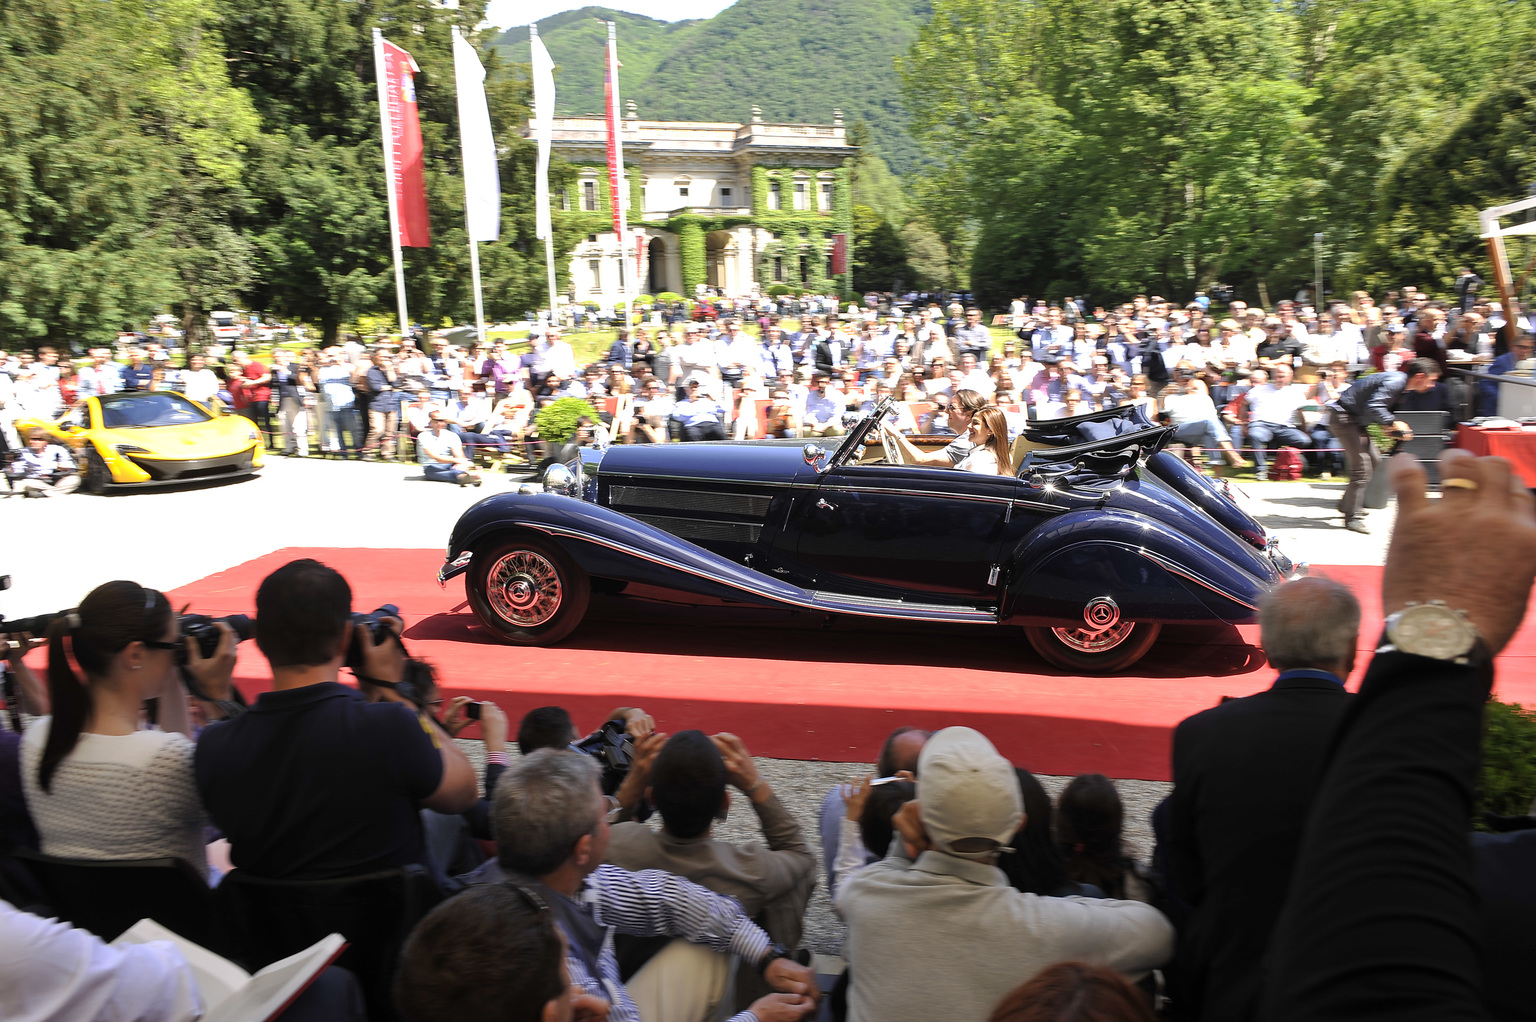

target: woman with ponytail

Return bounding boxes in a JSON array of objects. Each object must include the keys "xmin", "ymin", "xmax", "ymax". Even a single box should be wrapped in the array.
[{"xmin": 19, "ymin": 581, "xmax": 235, "ymax": 881}]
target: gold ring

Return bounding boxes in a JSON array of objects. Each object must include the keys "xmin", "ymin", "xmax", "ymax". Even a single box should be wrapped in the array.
[{"xmin": 1442, "ymin": 477, "xmax": 1480, "ymax": 491}]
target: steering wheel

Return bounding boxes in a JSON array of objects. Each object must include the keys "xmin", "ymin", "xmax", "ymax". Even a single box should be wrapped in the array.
[{"xmin": 833, "ymin": 396, "xmax": 898, "ymax": 468}]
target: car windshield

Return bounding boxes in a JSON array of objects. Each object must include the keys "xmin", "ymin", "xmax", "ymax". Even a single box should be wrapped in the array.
[
  {"xmin": 98, "ymin": 392, "xmax": 212, "ymax": 429},
  {"xmin": 832, "ymin": 395, "xmax": 895, "ymax": 466}
]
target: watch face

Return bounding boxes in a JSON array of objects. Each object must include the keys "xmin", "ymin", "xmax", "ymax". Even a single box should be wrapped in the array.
[{"xmin": 1393, "ymin": 604, "xmax": 1477, "ymax": 660}]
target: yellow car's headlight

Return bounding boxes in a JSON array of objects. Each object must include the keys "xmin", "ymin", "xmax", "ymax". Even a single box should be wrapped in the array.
[{"xmin": 114, "ymin": 444, "xmax": 149, "ymax": 456}]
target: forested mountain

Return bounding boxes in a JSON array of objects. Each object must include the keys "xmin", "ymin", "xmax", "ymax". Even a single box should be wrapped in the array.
[{"xmin": 493, "ymin": 0, "xmax": 931, "ymax": 173}]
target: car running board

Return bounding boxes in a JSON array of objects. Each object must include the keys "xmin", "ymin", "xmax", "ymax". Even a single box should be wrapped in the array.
[{"xmin": 808, "ymin": 591, "xmax": 997, "ymax": 623}]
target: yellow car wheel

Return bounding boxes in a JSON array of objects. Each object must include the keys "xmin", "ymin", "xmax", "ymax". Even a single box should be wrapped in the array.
[{"xmin": 84, "ymin": 449, "xmax": 110, "ymax": 495}]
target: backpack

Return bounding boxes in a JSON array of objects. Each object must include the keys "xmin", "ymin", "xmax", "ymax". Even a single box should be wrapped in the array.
[{"xmin": 1272, "ymin": 446, "xmax": 1304, "ymax": 480}]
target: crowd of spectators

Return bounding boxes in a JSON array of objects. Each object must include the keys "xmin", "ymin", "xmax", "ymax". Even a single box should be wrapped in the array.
[
  {"xmin": 3, "ymin": 285, "xmax": 1531, "ymax": 496},
  {"xmin": 0, "ymin": 448, "xmax": 1532, "ymax": 1022}
]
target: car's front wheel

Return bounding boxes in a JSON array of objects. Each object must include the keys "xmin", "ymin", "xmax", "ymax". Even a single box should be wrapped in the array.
[
  {"xmin": 466, "ymin": 534, "xmax": 590, "ymax": 645},
  {"xmin": 1025, "ymin": 619, "xmax": 1161, "ymax": 673},
  {"xmin": 84, "ymin": 449, "xmax": 110, "ymax": 495}
]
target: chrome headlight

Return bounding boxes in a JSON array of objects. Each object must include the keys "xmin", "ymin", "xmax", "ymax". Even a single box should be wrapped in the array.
[{"xmin": 543, "ymin": 462, "xmax": 577, "ymax": 496}]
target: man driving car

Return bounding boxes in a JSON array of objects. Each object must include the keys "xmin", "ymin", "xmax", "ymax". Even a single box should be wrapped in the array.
[{"xmin": 880, "ymin": 390, "xmax": 991, "ymax": 467}]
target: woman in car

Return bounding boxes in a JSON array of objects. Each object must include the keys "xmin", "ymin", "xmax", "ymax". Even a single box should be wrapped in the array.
[
  {"xmin": 954, "ymin": 405, "xmax": 1014, "ymax": 476},
  {"xmin": 880, "ymin": 389, "xmax": 990, "ymax": 467}
]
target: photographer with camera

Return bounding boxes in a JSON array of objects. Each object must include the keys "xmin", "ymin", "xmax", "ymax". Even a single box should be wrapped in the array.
[
  {"xmin": 17, "ymin": 581, "xmax": 238, "ymax": 881},
  {"xmin": 194, "ymin": 559, "xmax": 477, "ymax": 886},
  {"xmin": 2, "ymin": 629, "xmax": 48, "ymax": 851}
]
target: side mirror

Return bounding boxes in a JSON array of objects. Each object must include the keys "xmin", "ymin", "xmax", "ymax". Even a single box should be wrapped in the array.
[{"xmin": 802, "ymin": 443, "xmax": 828, "ymax": 472}]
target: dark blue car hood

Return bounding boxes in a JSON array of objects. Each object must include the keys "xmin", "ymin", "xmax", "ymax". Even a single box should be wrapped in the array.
[{"xmin": 592, "ymin": 440, "xmax": 809, "ymax": 485}]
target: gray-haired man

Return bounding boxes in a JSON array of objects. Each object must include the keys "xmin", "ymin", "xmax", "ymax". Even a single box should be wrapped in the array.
[
  {"xmin": 1162, "ymin": 575, "xmax": 1360, "ymax": 1022},
  {"xmin": 464, "ymin": 750, "xmax": 818, "ymax": 1022}
]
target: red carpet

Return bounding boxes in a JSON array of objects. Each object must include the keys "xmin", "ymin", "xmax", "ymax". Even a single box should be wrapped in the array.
[{"xmin": 138, "ymin": 548, "xmax": 1536, "ymax": 782}]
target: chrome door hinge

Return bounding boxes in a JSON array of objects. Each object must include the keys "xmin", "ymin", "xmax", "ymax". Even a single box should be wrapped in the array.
[{"xmin": 987, "ymin": 565, "xmax": 1001, "ymax": 586}]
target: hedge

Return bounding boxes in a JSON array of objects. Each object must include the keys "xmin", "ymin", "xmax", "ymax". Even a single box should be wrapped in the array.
[
  {"xmin": 1480, "ymin": 698, "xmax": 1536, "ymax": 824},
  {"xmin": 535, "ymin": 397, "xmax": 599, "ymax": 444}
]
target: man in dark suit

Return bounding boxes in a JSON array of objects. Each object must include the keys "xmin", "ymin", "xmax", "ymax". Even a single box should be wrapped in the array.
[
  {"xmin": 813, "ymin": 321, "xmax": 851, "ymax": 377},
  {"xmin": 1162, "ymin": 575, "xmax": 1359, "ymax": 1022}
]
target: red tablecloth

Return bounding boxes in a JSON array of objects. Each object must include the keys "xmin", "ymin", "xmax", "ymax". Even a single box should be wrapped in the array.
[{"xmin": 1456, "ymin": 424, "xmax": 1536, "ymax": 486}]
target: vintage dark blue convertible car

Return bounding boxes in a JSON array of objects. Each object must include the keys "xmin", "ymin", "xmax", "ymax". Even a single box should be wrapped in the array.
[{"xmin": 437, "ymin": 400, "xmax": 1305, "ymax": 672}]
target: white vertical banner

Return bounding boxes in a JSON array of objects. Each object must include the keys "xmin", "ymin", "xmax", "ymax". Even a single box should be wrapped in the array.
[
  {"xmin": 453, "ymin": 27, "xmax": 498, "ymax": 348},
  {"xmin": 453, "ymin": 27, "xmax": 500, "ymax": 242},
  {"xmin": 530, "ymin": 22, "xmax": 559, "ymax": 319},
  {"xmin": 531, "ymin": 25, "xmax": 555, "ymax": 242}
]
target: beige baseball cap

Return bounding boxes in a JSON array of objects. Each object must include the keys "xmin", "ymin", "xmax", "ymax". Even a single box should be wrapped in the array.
[{"xmin": 917, "ymin": 727, "xmax": 1022, "ymax": 860}]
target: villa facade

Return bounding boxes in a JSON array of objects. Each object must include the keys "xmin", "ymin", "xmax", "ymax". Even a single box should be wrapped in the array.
[{"xmin": 531, "ymin": 106, "xmax": 856, "ymax": 304}]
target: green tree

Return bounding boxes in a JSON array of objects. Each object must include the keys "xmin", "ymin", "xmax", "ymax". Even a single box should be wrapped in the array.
[
  {"xmin": 851, "ymin": 205, "xmax": 914, "ymax": 293},
  {"xmin": 1353, "ymin": 70, "xmax": 1536, "ymax": 296},
  {"xmin": 906, "ymin": 0, "xmax": 1321, "ymax": 307},
  {"xmin": 1307, "ymin": 0, "xmax": 1536, "ymax": 290},
  {"xmin": 0, "ymin": 0, "xmax": 258, "ymax": 346}
]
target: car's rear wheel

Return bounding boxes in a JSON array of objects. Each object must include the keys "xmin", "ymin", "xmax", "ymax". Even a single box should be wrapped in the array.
[
  {"xmin": 1025, "ymin": 620, "xmax": 1161, "ymax": 673},
  {"xmin": 466, "ymin": 534, "xmax": 590, "ymax": 645},
  {"xmin": 84, "ymin": 449, "xmax": 110, "ymax": 495}
]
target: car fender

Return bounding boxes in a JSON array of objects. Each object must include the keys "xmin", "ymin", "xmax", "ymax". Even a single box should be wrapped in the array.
[
  {"xmin": 1001, "ymin": 508, "xmax": 1272, "ymax": 626},
  {"xmin": 1142, "ymin": 450, "xmax": 1267, "ymax": 548},
  {"xmin": 441, "ymin": 492, "xmax": 1000, "ymax": 626},
  {"xmin": 443, "ymin": 492, "xmax": 821, "ymax": 610}
]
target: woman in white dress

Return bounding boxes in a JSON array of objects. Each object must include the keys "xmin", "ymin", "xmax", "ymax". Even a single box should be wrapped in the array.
[{"xmin": 954, "ymin": 406, "xmax": 1014, "ymax": 476}]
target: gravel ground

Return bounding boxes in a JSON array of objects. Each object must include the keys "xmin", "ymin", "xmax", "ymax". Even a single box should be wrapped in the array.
[{"xmin": 458, "ymin": 739, "xmax": 1170, "ymax": 957}]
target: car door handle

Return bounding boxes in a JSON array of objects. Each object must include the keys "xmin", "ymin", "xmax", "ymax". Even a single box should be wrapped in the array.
[{"xmin": 816, "ymin": 498, "xmax": 836, "ymax": 511}]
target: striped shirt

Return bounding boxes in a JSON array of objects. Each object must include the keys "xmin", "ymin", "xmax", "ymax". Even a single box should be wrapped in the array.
[{"xmin": 469, "ymin": 861, "xmax": 770, "ymax": 1022}]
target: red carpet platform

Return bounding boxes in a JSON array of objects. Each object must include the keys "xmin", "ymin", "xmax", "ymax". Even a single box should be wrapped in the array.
[{"xmin": 150, "ymin": 548, "xmax": 1536, "ymax": 782}]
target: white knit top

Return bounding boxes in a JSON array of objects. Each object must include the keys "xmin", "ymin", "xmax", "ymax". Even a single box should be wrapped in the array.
[{"xmin": 19, "ymin": 718, "xmax": 208, "ymax": 881}]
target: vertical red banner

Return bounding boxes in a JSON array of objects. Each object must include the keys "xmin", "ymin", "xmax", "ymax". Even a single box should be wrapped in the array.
[
  {"xmin": 604, "ymin": 43, "xmax": 624, "ymax": 237},
  {"xmin": 636, "ymin": 234, "xmax": 645, "ymax": 277},
  {"xmin": 831, "ymin": 233, "xmax": 848, "ymax": 276},
  {"xmin": 382, "ymin": 39, "xmax": 431, "ymax": 247}
]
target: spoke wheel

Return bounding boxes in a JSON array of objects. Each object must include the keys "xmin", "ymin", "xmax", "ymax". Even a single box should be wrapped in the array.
[
  {"xmin": 466, "ymin": 534, "xmax": 589, "ymax": 645},
  {"xmin": 1025, "ymin": 620, "xmax": 1161, "ymax": 673},
  {"xmin": 487, "ymin": 550, "xmax": 563, "ymax": 628}
]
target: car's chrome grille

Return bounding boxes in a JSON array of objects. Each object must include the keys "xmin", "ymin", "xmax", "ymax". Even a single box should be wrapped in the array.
[
  {"xmin": 609, "ymin": 485, "xmax": 772, "ymax": 519},
  {"xmin": 631, "ymin": 514, "xmax": 762, "ymax": 544}
]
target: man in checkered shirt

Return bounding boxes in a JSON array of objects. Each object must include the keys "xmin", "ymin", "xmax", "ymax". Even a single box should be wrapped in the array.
[{"xmin": 466, "ymin": 748, "xmax": 819, "ymax": 1022}]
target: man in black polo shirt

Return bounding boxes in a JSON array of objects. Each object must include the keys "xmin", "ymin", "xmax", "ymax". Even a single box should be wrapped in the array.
[{"xmin": 194, "ymin": 559, "xmax": 477, "ymax": 882}]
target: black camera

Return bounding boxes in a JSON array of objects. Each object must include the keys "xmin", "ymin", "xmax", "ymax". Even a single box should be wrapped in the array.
[
  {"xmin": 345, "ymin": 604, "xmax": 401, "ymax": 669},
  {"xmin": 464, "ymin": 701, "xmax": 483, "ymax": 721},
  {"xmin": 179, "ymin": 613, "xmax": 253, "ymax": 661},
  {"xmin": 0, "ymin": 609, "xmax": 65, "ymax": 639},
  {"xmin": 571, "ymin": 719, "xmax": 634, "ymax": 796}
]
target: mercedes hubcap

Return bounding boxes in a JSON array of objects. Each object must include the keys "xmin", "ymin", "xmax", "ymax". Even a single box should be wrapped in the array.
[
  {"xmin": 1052, "ymin": 620, "xmax": 1136, "ymax": 653},
  {"xmin": 486, "ymin": 551, "xmax": 562, "ymax": 627},
  {"xmin": 1053, "ymin": 597, "xmax": 1132, "ymax": 653}
]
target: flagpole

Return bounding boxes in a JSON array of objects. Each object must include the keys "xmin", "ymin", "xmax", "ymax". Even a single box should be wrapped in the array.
[
  {"xmin": 453, "ymin": 26, "xmax": 488, "ymax": 349},
  {"xmin": 607, "ymin": 21, "xmax": 633, "ymax": 330},
  {"xmin": 532, "ymin": 22, "xmax": 560, "ymax": 327},
  {"xmin": 373, "ymin": 28, "xmax": 411, "ymax": 342}
]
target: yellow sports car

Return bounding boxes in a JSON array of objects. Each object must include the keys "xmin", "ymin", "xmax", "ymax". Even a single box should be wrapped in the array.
[{"xmin": 18, "ymin": 391, "xmax": 263, "ymax": 493}]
